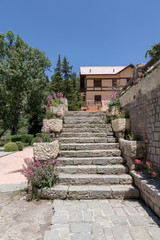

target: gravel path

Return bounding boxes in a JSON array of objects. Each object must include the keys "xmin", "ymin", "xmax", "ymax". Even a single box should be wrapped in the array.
[{"xmin": 0, "ymin": 191, "xmax": 53, "ymax": 240}]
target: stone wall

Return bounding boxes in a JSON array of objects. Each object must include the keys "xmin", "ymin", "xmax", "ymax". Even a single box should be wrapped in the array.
[
  {"xmin": 131, "ymin": 171, "xmax": 160, "ymax": 218},
  {"xmin": 120, "ymin": 66, "xmax": 160, "ymax": 169}
]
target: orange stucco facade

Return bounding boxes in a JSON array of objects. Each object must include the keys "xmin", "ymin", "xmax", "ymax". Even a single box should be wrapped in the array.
[{"xmin": 80, "ymin": 65, "xmax": 134, "ymax": 111}]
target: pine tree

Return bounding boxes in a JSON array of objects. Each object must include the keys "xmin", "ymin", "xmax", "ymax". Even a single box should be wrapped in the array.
[
  {"xmin": 50, "ymin": 54, "xmax": 63, "ymax": 93},
  {"xmin": 62, "ymin": 56, "xmax": 72, "ymax": 97}
]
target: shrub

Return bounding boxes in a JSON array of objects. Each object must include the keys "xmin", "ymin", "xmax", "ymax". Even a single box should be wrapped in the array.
[
  {"xmin": 106, "ymin": 92, "xmax": 120, "ymax": 108},
  {"xmin": 15, "ymin": 141, "xmax": 24, "ymax": 151},
  {"xmin": 46, "ymin": 92, "xmax": 66, "ymax": 109},
  {"xmin": 105, "ymin": 117, "xmax": 111, "ymax": 124},
  {"xmin": 36, "ymin": 132, "xmax": 55, "ymax": 143},
  {"xmin": 45, "ymin": 111, "xmax": 57, "ymax": 119},
  {"xmin": 11, "ymin": 134, "xmax": 34, "ymax": 145},
  {"xmin": 31, "ymin": 137, "xmax": 43, "ymax": 146},
  {"xmin": 23, "ymin": 143, "xmax": 29, "ymax": 147},
  {"xmin": 116, "ymin": 111, "xmax": 129, "ymax": 119},
  {"xmin": 126, "ymin": 132, "xmax": 138, "ymax": 141},
  {"xmin": 20, "ymin": 158, "xmax": 59, "ymax": 188},
  {"xmin": 4, "ymin": 142, "xmax": 18, "ymax": 152}
]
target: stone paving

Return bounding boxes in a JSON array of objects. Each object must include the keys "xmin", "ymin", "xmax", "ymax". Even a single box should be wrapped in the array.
[{"xmin": 44, "ymin": 199, "xmax": 160, "ymax": 240}]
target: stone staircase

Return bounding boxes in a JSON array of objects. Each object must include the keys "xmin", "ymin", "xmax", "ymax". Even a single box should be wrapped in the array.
[{"xmin": 50, "ymin": 111, "xmax": 139, "ymax": 200}]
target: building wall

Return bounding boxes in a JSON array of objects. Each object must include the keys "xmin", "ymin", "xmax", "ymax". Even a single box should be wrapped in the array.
[
  {"xmin": 120, "ymin": 66, "xmax": 160, "ymax": 169},
  {"xmin": 119, "ymin": 66, "xmax": 133, "ymax": 78}
]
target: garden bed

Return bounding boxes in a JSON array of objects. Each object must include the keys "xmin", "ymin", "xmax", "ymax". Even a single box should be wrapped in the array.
[
  {"xmin": 131, "ymin": 171, "xmax": 160, "ymax": 218},
  {"xmin": 33, "ymin": 140, "xmax": 59, "ymax": 161}
]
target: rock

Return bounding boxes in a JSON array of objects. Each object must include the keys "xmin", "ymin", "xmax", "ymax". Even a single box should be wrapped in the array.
[{"xmin": 33, "ymin": 140, "xmax": 59, "ymax": 161}]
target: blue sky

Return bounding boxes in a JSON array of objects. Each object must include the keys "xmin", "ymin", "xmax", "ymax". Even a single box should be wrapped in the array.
[{"xmin": 0, "ymin": 0, "xmax": 160, "ymax": 77}]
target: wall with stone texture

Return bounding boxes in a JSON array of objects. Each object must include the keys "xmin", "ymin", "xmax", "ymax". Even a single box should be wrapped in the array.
[{"xmin": 120, "ymin": 66, "xmax": 160, "ymax": 169}]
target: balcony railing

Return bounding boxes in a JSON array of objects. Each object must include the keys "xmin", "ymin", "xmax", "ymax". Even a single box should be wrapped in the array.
[{"xmin": 81, "ymin": 100, "xmax": 102, "ymax": 108}]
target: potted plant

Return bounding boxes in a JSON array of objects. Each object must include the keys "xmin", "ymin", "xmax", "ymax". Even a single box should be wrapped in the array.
[
  {"xmin": 111, "ymin": 111, "xmax": 130, "ymax": 136},
  {"xmin": 106, "ymin": 92, "xmax": 121, "ymax": 119},
  {"xmin": 46, "ymin": 92, "xmax": 68, "ymax": 119}
]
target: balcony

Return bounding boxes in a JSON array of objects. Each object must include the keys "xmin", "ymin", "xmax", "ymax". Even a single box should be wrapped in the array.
[{"xmin": 81, "ymin": 100, "xmax": 102, "ymax": 111}]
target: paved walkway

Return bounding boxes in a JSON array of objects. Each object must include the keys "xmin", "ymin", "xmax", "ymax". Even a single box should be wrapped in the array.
[
  {"xmin": 44, "ymin": 199, "xmax": 160, "ymax": 240},
  {"xmin": 0, "ymin": 147, "xmax": 33, "ymax": 192}
]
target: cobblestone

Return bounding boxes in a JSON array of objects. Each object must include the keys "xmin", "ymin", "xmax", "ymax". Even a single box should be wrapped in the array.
[{"xmin": 44, "ymin": 199, "xmax": 160, "ymax": 240}]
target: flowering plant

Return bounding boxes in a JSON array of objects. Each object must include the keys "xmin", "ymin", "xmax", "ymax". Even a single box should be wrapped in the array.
[
  {"xmin": 47, "ymin": 92, "xmax": 66, "ymax": 108},
  {"xmin": 135, "ymin": 159, "xmax": 160, "ymax": 182},
  {"xmin": 20, "ymin": 158, "xmax": 59, "ymax": 188},
  {"xmin": 105, "ymin": 92, "xmax": 120, "ymax": 108}
]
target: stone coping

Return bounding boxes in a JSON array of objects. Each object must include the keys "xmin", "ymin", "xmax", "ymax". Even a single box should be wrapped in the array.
[
  {"xmin": 120, "ymin": 65, "xmax": 160, "ymax": 107},
  {"xmin": 131, "ymin": 171, "xmax": 160, "ymax": 218}
]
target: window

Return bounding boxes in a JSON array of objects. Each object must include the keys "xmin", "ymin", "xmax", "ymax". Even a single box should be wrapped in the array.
[
  {"xmin": 94, "ymin": 80, "xmax": 101, "ymax": 87},
  {"xmin": 112, "ymin": 79, "xmax": 117, "ymax": 88},
  {"xmin": 95, "ymin": 95, "xmax": 101, "ymax": 102}
]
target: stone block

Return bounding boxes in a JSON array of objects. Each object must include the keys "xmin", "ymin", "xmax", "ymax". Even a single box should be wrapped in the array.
[
  {"xmin": 39, "ymin": 185, "xmax": 68, "ymax": 200},
  {"xmin": 42, "ymin": 119, "xmax": 63, "ymax": 133},
  {"xmin": 49, "ymin": 99, "xmax": 68, "ymax": 118},
  {"xmin": 112, "ymin": 118, "xmax": 130, "ymax": 133},
  {"xmin": 119, "ymin": 139, "xmax": 146, "ymax": 171},
  {"xmin": 106, "ymin": 106, "xmax": 121, "ymax": 118},
  {"xmin": 33, "ymin": 140, "xmax": 59, "ymax": 160}
]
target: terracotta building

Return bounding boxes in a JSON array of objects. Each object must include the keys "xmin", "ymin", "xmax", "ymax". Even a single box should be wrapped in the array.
[{"xmin": 80, "ymin": 64, "xmax": 134, "ymax": 111}]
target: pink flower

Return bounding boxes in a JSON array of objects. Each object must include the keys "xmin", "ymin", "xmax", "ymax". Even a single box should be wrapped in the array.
[
  {"xmin": 52, "ymin": 92, "xmax": 56, "ymax": 98},
  {"xmin": 135, "ymin": 159, "xmax": 142, "ymax": 165},
  {"xmin": 146, "ymin": 162, "xmax": 152, "ymax": 168},
  {"xmin": 152, "ymin": 172, "xmax": 157, "ymax": 178},
  {"xmin": 48, "ymin": 95, "xmax": 53, "ymax": 100},
  {"xmin": 136, "ymin": 171, "xmax": 143, "ymax": 175}
]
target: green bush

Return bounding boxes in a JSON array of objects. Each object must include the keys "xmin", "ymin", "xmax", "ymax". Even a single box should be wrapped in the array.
[
  {"xmin": 4, "ymin": 142, "xmax": 18, "ymax": 152},
  {"xmin": 31, "ymin": 137, "xmax": 43, "ymax": 146},
  {"xmin": 15, "ymin": 141, "xmax": 24, "ymax": 151},
  {"xmin": 105, "ymin": 117, "xmax": 111, "ymax": 124},
  {"xmin": 11, "ymin": 134, "xmax": 34, "ymax": 145},
  {"xmin": 36, "ymin": 132, "xmax": 49, "ymax": 138},
  {"xmin": 108, "ymin": 98, "xmax": 120, "ymax": 108},
  {"xmin": 45, "ymin": 111, "xmax": 57, "ymax": 119},
  {"xmin": 116, "ymin": 111, "xmax": 129, "ymax": 119},
  {"xmin": 23, "ymin": 143, "xmax": 29, "ymax": 147}
]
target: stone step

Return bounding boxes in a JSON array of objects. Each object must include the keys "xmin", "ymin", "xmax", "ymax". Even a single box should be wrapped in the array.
[
  {"xmin": 58, "ymin": 157, "xmax": 124, "ymax": 165},
  {"xmin": 61, "ymin": 132, "xmax": 114, "ymax": 138},
  {"xmin": 40, "ymin": 184, "xmax": 139, "ymax": 200},
  {"xmin": 59, "ymin": 149, "xmax": 121, "ymax": 158},
  {"xmin": 59, "ymin": 165, "xmax": 128, "ymax": 175},
  {"xmin": 63, "ymin": 123, "xmax": 110, "ymax": 128},
  {"xmin": 59, "ymin": 137, "xmax": 116, "ymax": 143},
  {"xmin": 64, "ymin": 118, "xmax": 105, "ymax": 124},
  {"xmin": 65, "ymin": 111, "xmax": 106, "ymax": 117},
  {"xmin": 62, "ymin": 128, "xmax": 112, "ymax": 133},
  {"xmin": 58, "ymin": 173, "xmax": 132, "ymax": 185},
  {"xmin": 64, "ymin": 116, "xmax": 105, "ymax": 121},
  {"xmin": 60, "ymin": 143, "xmax": 119, "ymax": 150}
]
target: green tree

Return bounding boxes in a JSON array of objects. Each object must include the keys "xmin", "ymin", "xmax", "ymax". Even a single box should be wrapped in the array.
[
  {"xmin": 145, "ymin": 42, "xmax": 160, "ymax": 61},
  {"xmin": 50, "ymin": 54, "xmax": 63, "ymax": 93},
  {"xmin": 62, "ymin": 56, "xmax": 72, "ymax": 97},
  {"xmin": 0, "ymin": 30, "xmax": 51, "ymax": 135}
]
